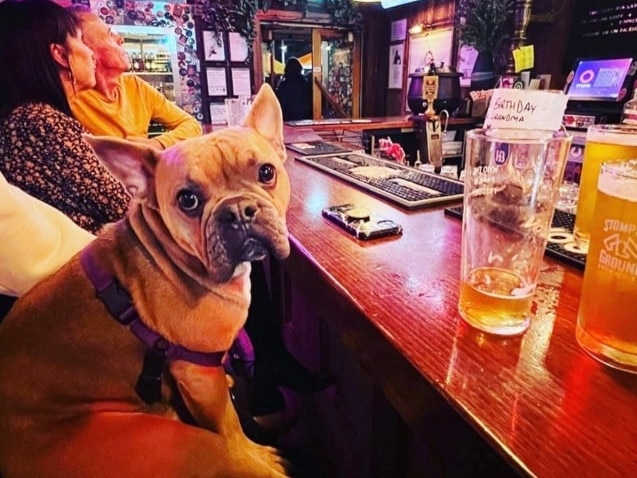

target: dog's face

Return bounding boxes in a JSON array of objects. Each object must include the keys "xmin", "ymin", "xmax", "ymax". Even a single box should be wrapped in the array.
[{"xmin": 86, "ymin": 84, "xmax": 290, "ymax": 283}]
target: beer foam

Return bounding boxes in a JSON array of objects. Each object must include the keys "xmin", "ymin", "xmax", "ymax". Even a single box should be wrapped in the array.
[
  {"xmin": 586, "ymin": 126, "xmax": 637, "ymax": 145},
  {"xmin": 598, "ymin": 160, "xmax": 637, "ymax": 201}
]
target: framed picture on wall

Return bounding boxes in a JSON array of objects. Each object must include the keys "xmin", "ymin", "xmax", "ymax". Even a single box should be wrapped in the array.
[
  {"xmin": 456, "ymin": 45, "xmax": 479, "ymax": 87},
  {"xmin": 407, "ymin": 28, "xmax": 453, "ymax": 75},
  {"xmin": 231, "ymin": 68, "xmax": 252, "ymax": 97},
  {"xmin": 206, "ymin": 67, "xmax": 228, "ymax": 96},
  {"xmin": 391, "ymin": 19, "xmax": 407, "ymax": 42},
  {"xmin": 229, "ymin": 32, "xmax": 249, "ymax": 62},
  {"xmin": 202, "ymin": 31, "xmax": 225, "ymax": 61},
  {"xmin": 388, "ymin": 43, "xmax": 405, "ymax": 89},
  {"xmin": 209, "ymin": 102, "xmax": 227, "ymax": 124}
]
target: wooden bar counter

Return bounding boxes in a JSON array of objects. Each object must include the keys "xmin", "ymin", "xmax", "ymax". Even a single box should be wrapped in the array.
[{"xmin": 272, "ymin": 141, "xmax": 637, "ymax": 477}]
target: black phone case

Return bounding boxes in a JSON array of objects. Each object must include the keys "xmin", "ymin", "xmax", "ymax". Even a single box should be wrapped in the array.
[{"xmin": 322, "ymin": 204, "xmax": 403, "ymax": 240}]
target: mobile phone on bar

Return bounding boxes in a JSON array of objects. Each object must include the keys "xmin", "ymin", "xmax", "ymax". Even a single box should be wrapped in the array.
[{"xmin": 322, "ymin": 204, "xmax": 403, "ymax": 240}]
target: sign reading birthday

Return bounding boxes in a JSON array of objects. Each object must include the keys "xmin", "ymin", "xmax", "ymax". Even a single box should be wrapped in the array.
[{"xmin": 484, "ymin": 89, "xmax": 569, "ymax": 132}]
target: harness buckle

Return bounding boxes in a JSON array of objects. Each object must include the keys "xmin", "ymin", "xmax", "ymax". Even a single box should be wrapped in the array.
[{"xmin": 96, "ymin": 280, "xmax": 136, "ymax": 325}]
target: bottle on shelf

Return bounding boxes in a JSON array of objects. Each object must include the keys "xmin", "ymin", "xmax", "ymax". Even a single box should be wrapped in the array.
[
  {"xmin": 137, "ymin": 51, "xmax": 144, "ymax": 72},
  {"xmin": 621, "ymin": 89, "xmax": 637, "ymax": 125},
  {"xmin": 131, "ymin": 52, "xmax": 141, "ymax": 72},
  {"xmin": 144, "ymin": 52, "xmax": 155, "ymax": 73}
]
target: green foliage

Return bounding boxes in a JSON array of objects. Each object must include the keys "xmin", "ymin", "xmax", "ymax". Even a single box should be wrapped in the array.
[
  {"xmin": 325, "ymin": 0, "xmax": 363, "ymax": 29},
  {"xmin": 199, "ymin": 0, "xmax": 261, "ymax": 56},
  {"xmin": 199, "ymin": 0, "xmax": 361, "ymax": 63},
  {"xmin": 455, "ymin": 0, "xmax": 514, "ymax": 53}
]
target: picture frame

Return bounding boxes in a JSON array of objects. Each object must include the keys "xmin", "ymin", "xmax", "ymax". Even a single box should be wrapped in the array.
[
  {"xmin": 229, "ymin": 32, "xmax": 249, "ymax": 63},
  {"xmin": 206, "ymin": 67, "xmax": 228, "ymax": 96},
  {"xmin": 202, "ymin": 31, "xmax": 225, "ymax": 62},
  {"xmin": 388, "ymin": 43, "xmax": 405, "ymax": 89},
  {"xmin": 391, "ymin": 19, "xmax": 407, "ymax": 42},
  {"xmin": 456, "ymin": 45, "xmax": 479, "ymax": 88},
  {"xmin": 209, "ymin": 102, "xmax": 227, "ymax": 125},
  {"xmin": 231, "ymin": 68, "xmax": 252, "ymax": 97}
]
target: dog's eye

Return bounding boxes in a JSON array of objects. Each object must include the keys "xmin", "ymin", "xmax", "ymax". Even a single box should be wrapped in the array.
[
  {"xmin": 177, "ymin": 190, "xmax": 200, "ymax": 213},
  {"xmin": 258, "ymin": 163, "xmax": 276, "ymax": 184}
]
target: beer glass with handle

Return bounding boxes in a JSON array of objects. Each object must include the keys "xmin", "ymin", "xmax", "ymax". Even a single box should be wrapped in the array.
[
  {"xmin": 573, "ymin": 124, "xmax": 637, "ymax": 253},
  {"xmin": 576, "ymin": 159, "xmax": 637, "ymax": 372}
]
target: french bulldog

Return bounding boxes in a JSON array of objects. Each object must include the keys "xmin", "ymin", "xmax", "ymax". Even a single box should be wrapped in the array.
[{"xmin": 0, "ymin": 84, "xmax": 291, "ymax": 477}]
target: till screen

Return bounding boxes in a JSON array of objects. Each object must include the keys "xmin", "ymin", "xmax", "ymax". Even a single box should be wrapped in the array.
[{"xmin": 566, "ymin": 58, "xmax": 633, "ymax": 101}]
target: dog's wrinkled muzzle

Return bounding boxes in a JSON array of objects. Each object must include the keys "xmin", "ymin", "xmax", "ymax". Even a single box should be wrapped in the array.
[{"xmin": 206, "ymin": 196, "xmax": 289, "ymax": 282}]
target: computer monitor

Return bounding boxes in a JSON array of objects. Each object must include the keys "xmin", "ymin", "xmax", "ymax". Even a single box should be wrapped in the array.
[{"xmin": 564, "ymin": 57, "xmax": 634, "ymax": 102}]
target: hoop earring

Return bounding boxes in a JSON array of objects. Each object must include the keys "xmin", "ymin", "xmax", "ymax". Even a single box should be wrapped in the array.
[{"xmin": 67, "ymin": 67, "xmax": 77, "ymax": 96}]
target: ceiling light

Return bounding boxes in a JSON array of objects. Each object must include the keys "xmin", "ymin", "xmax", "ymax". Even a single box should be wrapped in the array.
[{"xmin": 409, "ymin": 24, "xmax": 423, "ymax": 35}]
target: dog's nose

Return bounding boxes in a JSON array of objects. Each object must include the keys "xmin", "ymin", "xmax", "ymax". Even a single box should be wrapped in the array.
[{"xmin": 217, "ymin": 200, "xmax": 258, "ymax": 225}]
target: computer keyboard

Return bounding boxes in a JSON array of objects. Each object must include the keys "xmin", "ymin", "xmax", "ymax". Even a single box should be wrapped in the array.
[
  {"xmin": 296, "ymin": 152, "xmax": 464, "ymax": 209},
  {"xmin": 444, "ymin": 206, "xmax": 587, "ymax": 270}
]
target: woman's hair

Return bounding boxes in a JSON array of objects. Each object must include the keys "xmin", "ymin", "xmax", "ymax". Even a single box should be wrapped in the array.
[
  {"xmin": 0, "ymin": 0, "xmax": 81, "ymax": 119},
  {"xmin": 284, "ymin": 58, "xmax": 303, "ymax": 77}
]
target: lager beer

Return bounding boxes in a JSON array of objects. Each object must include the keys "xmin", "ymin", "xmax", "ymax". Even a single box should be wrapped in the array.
[
  {"xmin": 459, "ymin": 127, "xmax": 571, "ymax": 336},
  {"xmin": 573, "ymin": 125, "xmax": 637, "ymax": 253},
  {"xmin": 459, "ymin": 267, "xmax": 533, "ymax": 335},
  {"xmin": 576, "ymin": 159, "xmax": 637, "ymax": 372}
]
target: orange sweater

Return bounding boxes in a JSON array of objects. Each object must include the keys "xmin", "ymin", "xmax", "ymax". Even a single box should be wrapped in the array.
[{"xmin": 71, "ymin": 74, "xmax": 202, "ymax": 148}]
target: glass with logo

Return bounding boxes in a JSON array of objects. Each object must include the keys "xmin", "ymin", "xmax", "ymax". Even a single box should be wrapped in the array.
[
  {"xmin": 458, "ymin": 129, "xmax": 572, "ymax": 335},
  {"xmin": 576, "ymin": 159, "xmax": 637, "ymax": 372},
  {"xmin": 573, "ymin": 124, "xmax": 637, "ymax": 253}
]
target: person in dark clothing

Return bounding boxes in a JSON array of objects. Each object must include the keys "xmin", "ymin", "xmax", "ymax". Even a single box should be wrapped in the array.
[{"xmin": 276, "ymin": 57, "xmax": 312, "ymax": 121}]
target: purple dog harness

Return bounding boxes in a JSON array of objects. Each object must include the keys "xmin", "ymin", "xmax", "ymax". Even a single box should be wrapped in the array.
[{"xmin": 80, "ymin": 248, "xmax": 225, "ymax": 404}]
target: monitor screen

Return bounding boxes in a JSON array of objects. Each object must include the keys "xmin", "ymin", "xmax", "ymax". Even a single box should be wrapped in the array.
[{"xmin": 565, "ymin": 58, "xmax": 633, "ymax": 102}]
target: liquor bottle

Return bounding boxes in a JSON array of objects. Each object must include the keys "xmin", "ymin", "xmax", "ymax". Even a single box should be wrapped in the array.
[
  {"xmin": 144, "ymin": 53, "xmax": 153, "ymax": 73},
  {"xmin": 131, "ymin": 52, "xmax": 140, "ymax": 72},
  {"xmin": 621, "ymin": 89, "xmax": 637, "ymax": 125}
]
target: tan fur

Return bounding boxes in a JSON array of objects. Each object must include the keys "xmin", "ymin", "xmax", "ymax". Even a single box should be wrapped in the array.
[{"xmin": 0, "ymin": 85, "xmax": 291, "ymax": 477}]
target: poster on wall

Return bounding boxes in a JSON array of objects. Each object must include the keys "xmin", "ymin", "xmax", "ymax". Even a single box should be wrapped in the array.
[
  {"xmin": 229, "ymin": 33, "xmax": 249, "ymax": 62},
  {"xmin": 206, "ymin": 67, "xmax": 228, "ymax": 96},
  {"xmin": 388, "ymin": 43, "xmax": 405, "ymax": 89},
  {"xmin": 391, "ymin": 19, "xmax": 407, "ymax": 41},
  {"xmin": 203, "ymin": 31, "xmax": 225, "ymax": 61},
  {"xmin": 456, "ymin": 45, "xmax": 479, "ymax": 87},
  {"xmin": 209, "ymin": 102, "xmax": 227, "ymax": 124},
  {"xmin": 407, "ymin": 29, "xmax": 453, "ymax": 75},
  {"xmin": 231, "ymin": 68, "xmax": 252, "ymax": 97}
]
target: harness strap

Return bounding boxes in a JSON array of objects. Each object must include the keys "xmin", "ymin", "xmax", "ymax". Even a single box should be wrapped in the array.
[{"xmin": 80, "ymin": 248, "xmax": 226, "ymax": 403}]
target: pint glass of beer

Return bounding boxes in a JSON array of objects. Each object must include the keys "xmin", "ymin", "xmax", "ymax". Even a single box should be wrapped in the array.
[
  {"xmin": 576, "ymin": 159, "xmax": 637, "ymax": 372},
  {"xmin": 573, "ymin": 124, "xmax": 637, "ymax": 253},
  {"xmin": 458, "ymin": 129, "xmax": 572, "ymax": 335}
]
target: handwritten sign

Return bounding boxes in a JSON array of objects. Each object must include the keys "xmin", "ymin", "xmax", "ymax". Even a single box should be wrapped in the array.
[{"xmin": 484, "ymin": 89, "xmax": 569, "ymax": 131}]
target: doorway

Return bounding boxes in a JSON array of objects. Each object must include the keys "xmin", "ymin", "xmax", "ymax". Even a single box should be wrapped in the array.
[
  {"xmin": 261, "ymin": 26, "xmax": 313, "ymax": 120},
  {"xmin": 312, "ymin": 28, "xmax": 359, "ymax": 119},
  {"xmin": 259, "ymin": 22, "xmax": 360, "ymax": 120}
]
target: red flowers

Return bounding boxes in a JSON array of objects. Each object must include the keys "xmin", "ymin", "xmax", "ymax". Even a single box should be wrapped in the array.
[{"xmin": 378, "ymin": 137, "xmax": 406, "ymax": 163}]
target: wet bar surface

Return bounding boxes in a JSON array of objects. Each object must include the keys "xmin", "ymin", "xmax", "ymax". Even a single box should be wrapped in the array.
[{"xmin": 280, "ymin": 129, "xmax": 637, "ymax": 477}]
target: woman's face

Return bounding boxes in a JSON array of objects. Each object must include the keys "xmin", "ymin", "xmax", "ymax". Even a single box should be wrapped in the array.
[{"xmin": 64, "ymin": 29, "xmax": 96, "ymax": 91}]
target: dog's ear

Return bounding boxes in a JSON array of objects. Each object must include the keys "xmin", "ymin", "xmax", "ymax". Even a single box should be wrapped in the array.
[
  {"xmin": 84, "ymin": 135, "xmax": 159, "ymax": 201},
  {"xmin": 243, "ymin": 84, "xmax": 286, "ymax": 162}
]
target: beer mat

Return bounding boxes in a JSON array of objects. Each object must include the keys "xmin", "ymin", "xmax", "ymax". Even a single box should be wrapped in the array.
[
  {"xmin": 444, "ymin": 206, "xmax": 587, "ymax": 270},
  {"xmin": 285, "ymin": 141, "xmax": 354, "ymax": 156},
  {"xmin": 296, "ymin": 153, "xmax": 464, "ymax": 210},
  {"xmin": 286, "ymin": 118, "xmax": 374, "ymax": 127}
]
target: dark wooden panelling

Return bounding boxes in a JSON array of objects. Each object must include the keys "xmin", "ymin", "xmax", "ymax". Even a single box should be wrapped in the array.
[{"xmin": 358, "ymin": 0, "xmax": 578, "ymax": 115}]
